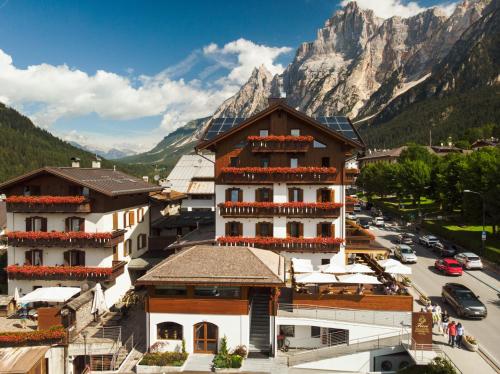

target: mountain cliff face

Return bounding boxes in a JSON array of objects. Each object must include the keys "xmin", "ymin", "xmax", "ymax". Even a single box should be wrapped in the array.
[{"xmin": 123, "ymin": 0, "xmax": 496, "ymax": 167}]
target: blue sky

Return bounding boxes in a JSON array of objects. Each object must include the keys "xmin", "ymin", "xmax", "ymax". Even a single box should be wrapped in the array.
[{"xmin": 0, "ymin": 0, "xmax": 456, "ymax": 153}]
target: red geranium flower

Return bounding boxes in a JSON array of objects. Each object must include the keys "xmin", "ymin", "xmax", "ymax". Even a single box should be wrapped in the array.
[
  {"xmin": 5, "ymin": 196, "xmax": 86, "ymax": 204},
  {"xmin": 6, "ymin": 231, "xmax": 114, "ymax": 241},
  {"xmin": 6, "ymin": 265, "xmax": 113, "ymax": 278},
  {"xmin": 221, "ymin": 167, "xmax": 337, "ymax": 174},
  {"xmin": 247, "ymin": 135, "xmax": 314, "ymax": 142}
]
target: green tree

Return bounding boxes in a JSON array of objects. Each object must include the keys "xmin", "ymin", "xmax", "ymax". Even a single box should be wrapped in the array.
[
  {"xmin": 400, "ymin": 160, "xmax": 431, "ymax": 212},
  {"xmin": 400, "ymin": 144, "xmax": 436, "ymax": 165},
  {"xmin": 433, "ymin": 153, "xmax": 467, "ymax": 212}
]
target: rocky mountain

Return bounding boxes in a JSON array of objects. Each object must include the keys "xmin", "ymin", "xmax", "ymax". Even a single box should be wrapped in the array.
[
  {"xmin": 69, "ymin": 142, "xmax": 137, "ymax": 160},
  {"xmin": 122, "ymin": 0, "xmax": 496, "ymax": 168}
]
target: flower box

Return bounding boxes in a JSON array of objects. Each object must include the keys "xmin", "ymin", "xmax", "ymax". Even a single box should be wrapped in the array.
[
  {"xmin": 6, "ymin": 230, "xmax": 125, "ymax": 248},
  {"xmin": 137, "ymin": 352, "xmax": 188, "ymax": 373},
  {"xmin": 6, "ymin": 262, "xmax": 126, "ymax": 281},
  {"xmin": 5, "ymin": 196, "xmax": 91, "ymax": 213},
  {"xmin": 0, "ymin": 326, "xmax": 66, "ymax": 346},
  {"xmin": 247, "ymin": 135, "xmax": 313, "ymax": 142},
  {"xmin": 217, "ymin": 236, "xmax": 342, "ymax": 251},
  {"xmin": 5, "ymin": 196, "xmax": 86, "ymax": 204},
  {"xmin": 218, "ymin": 202, "xmax": 342, "ymax": 218},
  {"xmin": 221, "ymin": 167, "xmax": 338, "ymax": 183},
  {"xmin": 136, "ymin": 362, "xmax": 187, "ymax": 373},
  {"xmin": 463, "ymin": 336, "xmax": 478, "ymax": 351},
  {"xmin": 221, "ymin": 167, "xmax": 336, "ymax": 174}
]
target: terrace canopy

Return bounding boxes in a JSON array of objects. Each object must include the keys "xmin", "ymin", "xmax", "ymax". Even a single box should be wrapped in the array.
[
  {"xmin": 338, "ymin": 273, "xmax": 381, "ymax": 284},
  {"xmin": 385, "ymin": 263, "xmax": 412, "ymax": 275},
  {"xmin": 345, "ymin": 263, "xmax": 374, "ymax": 273},
  {"xmin": 318, "ymin": 263, "xmax": 346, "ymax": 274},
  {"xmin": 19, "ymin": 287, "xmax": 80, "ymax": 304},
  {"xmin": 377, "ymin": 258, "xmax": 402, "ymax": 268},
  {"xmin": 295, "ymin": 272, "xmax": 338, "ymax": 284},
  {"xmin": 292, "ymin": 258, "xmax": 314, "ymax": 273}
]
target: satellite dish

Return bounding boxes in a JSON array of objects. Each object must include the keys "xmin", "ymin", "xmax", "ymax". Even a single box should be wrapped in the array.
[{"xmin": 154, "ymin": 175, "xmax": 160, "ymax": 181}]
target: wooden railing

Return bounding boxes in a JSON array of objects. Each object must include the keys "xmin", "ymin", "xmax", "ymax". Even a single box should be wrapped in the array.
[
  {"xmin": 7, "ymin": 230, "xmax": 126, "ymax": 248},
  {"xmin": 220, "ymin": 167, "xmax": 338, "ymax": 184},
  {"xmin": 218, "ymin": 236, "xmax": 342, "ymax": 252},
  {"xmin": 6, "ymin": 199, "xmax": 92, "ymax": 213},
  {"xmin": 219, "ymin": 203, "xmax": 341, "ymax": 218},
  {"xmin": 344, "ymin": 169, "xmax": 359, "ymax": 184},
  {"xmin": 249, "ymin": 139, "xmax": 311, "ymax": 153}
]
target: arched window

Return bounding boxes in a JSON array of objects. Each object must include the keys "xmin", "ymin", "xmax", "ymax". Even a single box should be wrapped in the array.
[
  {"xmin": 124, "ymin": 239, "xmax": 132, "ymax": 257},
  {"xmin": 157, "ymin": 322, "xmax": 183, "ymax": 340}
]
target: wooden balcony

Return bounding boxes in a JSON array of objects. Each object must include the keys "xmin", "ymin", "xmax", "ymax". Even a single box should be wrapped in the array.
[
  {"xmin": 219, "ymin": 202, "xmax": 342, "ymax": 218},
  {"xmin": 6, "ymin": 230, "xmax": 126, "ymax": 248},
  {"xmin": 344, "ymin": 168, "xmax": 359, "ymax": 184},
  {"xmin": 5, "ymin": 196, "xmax": 91, "ymax": 213},
  {"xmin": 217, "ymin": 236, "xmax": 342, "ymax": 252},
  {"xmin": 248, "ymin": 136, "xmax": 313, "ymax": 153},
  {"xmin": 6, "ymin": 261, "xmax": 126, "ymax": 282},
  {"xmin": 220, "ymin": 167, "xmax": 338, "ymax": 184}
]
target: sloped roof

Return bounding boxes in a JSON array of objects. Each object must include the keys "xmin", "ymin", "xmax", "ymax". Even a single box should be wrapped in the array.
[
  {"xmin": 0, "ymin": 167, "xmax": 162, "ymax": 197},
  {"xmin": 136, "ymin": 245, "xmax": 285, "ymax": 286},
  {"xmin": 0, "ymin": 346, "xmax": 50, "ymax": 373},
  {"xmin": 187, "ymin": 181, "xmax": 214, "ymax": 194},
  {"xmin": 164, "ymin": 154, "xmax": 215, "ymax": 194}
]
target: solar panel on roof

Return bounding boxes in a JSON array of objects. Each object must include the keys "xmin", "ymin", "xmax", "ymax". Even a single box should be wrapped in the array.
[
  {"xmin": 315, "ymin": 116, "xmax": 360, "ymax": 142},
  {"xmin": 203, "ymin": 117, "xmax": 246, "ymax": 140}
]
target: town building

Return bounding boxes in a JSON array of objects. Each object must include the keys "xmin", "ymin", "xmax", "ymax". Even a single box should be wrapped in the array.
[
  {"xmin": 196, "ymin": 98, "xmax": 365, "ymax": 267},
  {"xmin": 0, "ymin": 162, "xmax": 161, "ymax": 307}
]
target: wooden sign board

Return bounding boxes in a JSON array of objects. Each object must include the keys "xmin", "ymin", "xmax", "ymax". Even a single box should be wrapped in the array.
[{"xmin": 412, "ymin": 312, "xmax": 433, "ymax": 348}]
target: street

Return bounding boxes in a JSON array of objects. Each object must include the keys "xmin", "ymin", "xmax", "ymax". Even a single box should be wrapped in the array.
[{"xmin": 362, "ymin": 214, "xmax": 500, "ymax": 366}]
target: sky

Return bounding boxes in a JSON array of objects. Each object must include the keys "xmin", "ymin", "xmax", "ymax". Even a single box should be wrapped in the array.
[{"xmin": 0, "ymin": 0, "xmax": 457, "ymax": 153}]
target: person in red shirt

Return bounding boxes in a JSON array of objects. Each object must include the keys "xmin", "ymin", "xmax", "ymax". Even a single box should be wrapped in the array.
[{"xmin": 448, "ymin": 321, "xmax": 457, "ymax": 347}]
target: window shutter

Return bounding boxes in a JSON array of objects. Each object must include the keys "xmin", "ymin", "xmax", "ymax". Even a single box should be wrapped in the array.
[
  {"xmin": 299, "ymin": 223, "xmax": 304, "ymax": 237},
  {"xmin": 64, "ymin": 218, "xmax": 70, "ymax": 232},
  {"xmin": 238, "ymin": 189, "xmax": 243, "ymax": 202},
  {"xmin": 129, "ymin": 211, "xmax": 135, "ymax": 226},
  {"xmin": 79, "ymin": 218, "xmax": 85, "ymax": 232},
  {"xmin": 63, "ymin": 250, "xmax": 70, "ymax": 266},
  {"xmin": 113, "ymin": 213, "xmax": 118, "ymax": 230},
  {"xmin": 288, "ymin": 188, "xmax": 293, "ymax": 202},
  {"xmin": 25, "ymin": 217, "xmax": 32, "ymax": 232},
  {"xmin": 286, "ymin": 222, "xmax": 291, "ymax": 237},
  {"xmin": 25, "ymin": 250, "xmax": 32, "ymax": 265},
  {"xmin": 316, "ymin": 189, "xmax": 322, "ymax": 202},
  {"xmin": 123, "ymin": 212, "xmax": 128, "ymax": 228},
  {"xmin": 138, "ymin": 208, "xmax": 144, "ymax": 222},
  {"xmin": 331, "ymin": 224, "xmax": 336, "ymax": 238},
  {"xmin": 41, "ymin": 218, "xmax": 47, "ymax": 232},
  {"xmin": 78, "ymin": 250, "xmax": 85, "ymax": 266},
  {"xmin": 255, "ymin": 189, "xmax": 260, "ymax": 202},
  {"xmin": 225, "ymin": 189, "xmax": 230, "ymax": 202},
  {"xmin": 317, "ymin": 223, "xmax": 322, "ymax": 237},
  {"xmin": 269, "ymin": 223, "xmax": 274, "ymax": 237},
  {"xmin": 256, "ymin": 222, "xmax": 261, "ymax": 237},
  {"xmin": 298, "ymin": 189, "xmax": 304, "ymax": 202},
  {"xmin": 269, "ymin": 189, "xmax": 273, "ymax": 202},
  {"xmin": 330, "ymin": 189, "xmax": 335, "ymax": 203}
]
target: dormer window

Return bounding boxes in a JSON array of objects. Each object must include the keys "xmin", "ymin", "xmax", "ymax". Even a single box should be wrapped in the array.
[
  {"xmin": 23, "ymin": 185, "xmax": 41, "ymax": 196},
  {"xmin": 259, "ymin": 129, "xmax": 269, "ymax": 137},
  {"xmin": 290, "ymin": 129, "xmax": 300, "ymax": 136}
]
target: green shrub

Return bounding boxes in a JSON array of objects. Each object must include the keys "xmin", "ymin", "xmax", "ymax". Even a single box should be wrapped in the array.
[
  {"xmin": 231, "ymin": 354, "xmax": 243, "ymax": 368},
  {"xmin": 212, "ymin": 336, "xmax": 245, "ymax": 369},
  {"xmin": 139, "ymin": 352, "xmax": 188, "ymax": 366},
  {"xmin": 232, "ymin": 345, "xmax": 247, "ymax": 358}
]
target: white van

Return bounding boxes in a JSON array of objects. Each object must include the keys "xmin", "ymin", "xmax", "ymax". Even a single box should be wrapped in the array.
[
  {"xmin": 353, "ymin": 204, "xmax": 362, "ymax": 212},
  {"xmin": 374, "ymin": 217, "xmax": 385, "ymax": 227}
]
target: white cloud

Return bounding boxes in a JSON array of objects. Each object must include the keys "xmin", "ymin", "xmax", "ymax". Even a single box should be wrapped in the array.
[
  {"xmin": 341, "ymin": 0, "xmax": 457, "ymax": 19},
  {"xmin": 0, "ymin": 38, "xmax": 291, "ymax": 148}
]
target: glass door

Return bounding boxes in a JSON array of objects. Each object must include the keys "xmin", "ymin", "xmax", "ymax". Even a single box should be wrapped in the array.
[{"xmin": 193, "ymin": 322, "xmax": 218, "ymax": 353}]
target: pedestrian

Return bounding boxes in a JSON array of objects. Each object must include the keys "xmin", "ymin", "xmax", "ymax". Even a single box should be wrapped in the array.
[
  {"xmin": 456, "ymin": 323, "xmax": 464, "ymax": 348},
  {"xmin": 448, "ymin": 321, "xmax": 457, "ymax": 347},
  {"xmin": 441, "ymin": 310, "xmax": 449, "ymax": 335}
]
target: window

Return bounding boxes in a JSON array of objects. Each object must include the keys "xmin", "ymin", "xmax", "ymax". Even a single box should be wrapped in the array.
[
  {"xmin": 194, "ymin": 286, "xmax": 241, "ymax": 298},
  {"xmin": 321, "ymin": 157, "xmax": 330, "ymax": 167},
  {"xmin": 230, "ymin": 157, "xmax": 239, "ymax": 167},
  {"xmin": 124, "ymin": 239, "xmax": 132, "ymax": 257},
  {"xmin": 66, "ymin": 217, "xmax": 84, "ymax": 232},
  {"xmin": 256, "ymin": 222, "xmax": 273, "ymax": 237},
  {"xmin": 155, "ymin": 286, "xmax": 187, "ymax": 296},
  {"xmin": 25, "ymin": 249, "xmax": 43, "ymax": 266},
  {"xmin": 290, "ymin": 129, "xmax": 300, "ymax": 136},
  {"xmin": 226, "ymin": 221, "xmax": 242, "ymax": 236},
  {"xmin": 259, "ymin": 129, "xmax": 269, "ymax": 137},
  {"xmin": 68, "ymin": 185, "xmax": 83, "ymax": 195},
  {"xmin": 26, "ymin": 217, "xmax": 46, "ymax": 232},
  {"xmin": 317, "ymin": 188, "xmax": 333, "ymax": 203},
  {"xmin": 137, "ymin": 234, "xmax": 147, "ymax": 250},
  {"xmin": 321, "ymin": 259, "xmax": 330, "ymax": 265},
  {"xmin": 260, "ymin": 157, "xmax": 270, "ymax": 168},
  {"xmin": 226, "ymin": 188, "xmax": 242, "ymax": 202},
  {"xmin": 157, "ymin": 322, "xmax": 183, "ymax": 340},
  {"xmin": 23, "ymin": 185, "xmax": 41, "ymax": 196},
  {"xmin": 256, "ymin": 188, "xmax": 272, "ymax": 202},
  {"xmin": 288, "ymin": 221, "xmax": 302, "ymax": 238},
  {"xmin": 64, "ymin": 250, "xmax": 85, "ymax": 266},
  {"xmin": 311, "ymin": 326, "xmax": 321, "ymax": 337},
  {"xmin": 137, "ymin": 208, "xmax": 145, "ymax": 223},
  {"xmin": 290, "ymin": 157, "xmax": 298, "ymax": 168},
  {"xmin": 318, "ymin": 222, "xmax": 333, "ymax": 238},
  {"xmin": 313, "ymin": 140, "xmax": 326, "ymax": 148},
  {"xmin": 112, "ymin": 212, "xmax": 119, "ymax": 230},
  {"xmin": 288, "ymin": 188, "xmax": 303, "ymax": 202},
  {"xmin": 280, "ymin": 325, "xmax": 295, "ymax": 337}
]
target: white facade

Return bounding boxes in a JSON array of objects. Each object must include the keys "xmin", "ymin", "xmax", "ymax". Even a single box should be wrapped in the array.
[
  {"xmin": 148, "ymin": 312, "xmax": 250, "ymax": 354},
  {"xmin": 7, "ymin": 204, "xmax": 150, "ymax": 308}
]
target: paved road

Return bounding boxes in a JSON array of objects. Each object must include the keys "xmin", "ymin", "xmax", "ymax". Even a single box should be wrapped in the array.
[{"xmin": 361, "ymin": 214, "xmax": 500, "ymax": 365}]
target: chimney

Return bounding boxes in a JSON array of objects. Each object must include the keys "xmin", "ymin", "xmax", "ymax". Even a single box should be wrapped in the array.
[
  {"xmin": 71, "ymin": 157, "xmax": 80, "ymax": 168},
  {"xmin": 267, "ymin": 97, "xmax": 286, "ymax": 107},
  {"xmin": 92, "ymin": 155, "xmax": 101, "ymax": 169}
]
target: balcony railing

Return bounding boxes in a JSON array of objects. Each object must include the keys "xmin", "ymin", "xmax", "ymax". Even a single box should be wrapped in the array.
[
  {"xmin": 344, "ymin": 168, "xmax": 359, "ymax": 184},
  {"xmin": 220, "ymin": 167, "xmax": 337, "ymax": 184},
  {"xmin": 217, "ymin": 236, "xmax": 342, "ymax": 251},
  {"xmin": 248, "ymin": 135, "xmax": 313, "ymax": 153},
  {"xmin": 6, "ymin": 230, "xmax": 126, "ymax": 248},
  {"xmin": 6, "ymin": 261, "xmax": 126, "ymax": 282},
  {"xmin": 5, "ymin": 196, "xmax": 91, "ymax": 213},
  {"xmin": 218, "ymin": 202, "xmax": 342, "ymax": 218}
]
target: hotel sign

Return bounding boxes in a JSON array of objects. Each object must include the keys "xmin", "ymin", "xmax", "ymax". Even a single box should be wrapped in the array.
[{"xmin": 411, "ymin": 312, "xmax": 432, "ymax": 347}]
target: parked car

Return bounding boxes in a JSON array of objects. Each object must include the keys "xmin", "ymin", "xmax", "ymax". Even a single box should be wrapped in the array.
[
  {"xmin": 441, "ymin": 283, "xmax": 487, "ymax": 318},
  {"xmin": 434, "ymin": 258, "xmax": 463, "ymax": 276},
  {"xmin": 433, "ymin": 242, "xmax": 458, "ymax": 257},
  {"xmin": 394, "ymin": 245, "xmax": 417, "ymax": 263},
  {"xmin": 373, "ymin": 217, "xmax": 385, "ymax": 227},
  {"xmin": 419, "ymin": 235, "xmax": 440, "ymax": 247},
  {"xmin": 346, "ymin": 213, "xmax": 357, "ymax": 220},
  {"xmin": 398, "ymin": 233, "xmax": 414, "ymax": 245},
  {"xmin": 454, "ymin": 252, "xmax": 483, "ymax": 270},
  {"xmin": 353, "ymin": 204, "xmax": 362, "ymax": 213},
  {"xmin": 358, "ymin": 218, "xmax": 370, "ymax": 229}
]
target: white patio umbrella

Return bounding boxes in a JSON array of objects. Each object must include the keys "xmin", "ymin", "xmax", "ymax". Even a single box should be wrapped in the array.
[
  {"xmin": 385, "ymin": 263, "xmax": 412, "ymax": 275},
  {"xmin": 91, "ymin": 283, "xmax": 108, "ymax": 316},
  {"xmin": 295, "ymin": 272, "xmax": 338, "ymax": 284},
  {"xmin": 338, "ymin": 273, "xmax": 381, "ymax": 284},
  {"xmin": 318, "ymin": 263, "xmax": 346, "ymax": 274},
  {"xmin": 13, "ymin": 287, "xmax": 20, "ymax": 304},
  {"xmin": 292, "ymin": 258, "xmax": 314, "ymax": 273},
  {"xmin": 345, "ymin": 263, "xmax": 374, "ymax": 273},
  {"xmin": 377, "ymin": 258, "xmax": 402, "ymax": 268}
]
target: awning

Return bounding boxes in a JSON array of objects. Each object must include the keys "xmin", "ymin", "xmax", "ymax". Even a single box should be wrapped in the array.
[
  {"xmin": 345, "ymin": 263, "xmax": 374, "ymax": 273},
  {"xmin": 291, "ymin": 258, "xmax": 314, "ymax": 273},
  {"xmin": 385, "ymin": 263, "xmax": 412, "ymax": 275},
  {"xmin": 318, "ymin": 263, "xmax": 346, "ymax": 274},
  {"xmin": 338, "ymin": 273, "xmax": 381, "ymax": 284},
  {"xmin": 19, "ymin": 287, "xmax": 80, "ymax": 304},
  {"xmin": 295, "ymin": 272, "xmax": 338, "ymax": 284},
  {"xmin": 378, "ymin": 258, "xmax": 402, "ymax": 268}
]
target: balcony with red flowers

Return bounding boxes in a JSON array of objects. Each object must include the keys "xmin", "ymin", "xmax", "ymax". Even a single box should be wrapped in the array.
[
  {"xmin": 6, "ymin": 261, "xmax": 126, "ymax": 282},
  {"xmin": 5, "ymin": 195, "xmax": 91, "ymax": 213},
  {"xmin": 6, "ymin": 230, "xmax": 126, "ymax": 248},
  {"xmin": 248, "ymin": 135, "xmax": 313, "ymax": 153},
  {"xmin": 220, "ymin": 167, "xmax": 338, "ymax": 184},
  {"xmin": 219, "ymin": 202, "xmax": 343, "ymax": 218},
  {"xmin": 217, "ymin": 236, "xmax": 343, "ymax": 252},
  {"xmin": 344, "ymin": 168, "xmax": 360, "ymax": 184},
  {"xmin": 345, "ymin": 196, "xmax": 358, "ymax": 213}
]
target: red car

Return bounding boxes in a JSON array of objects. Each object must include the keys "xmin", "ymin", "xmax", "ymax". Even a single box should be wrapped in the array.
[{"xmin": 434, "ymin": 258, "xmax": 463, "ymax": 276}]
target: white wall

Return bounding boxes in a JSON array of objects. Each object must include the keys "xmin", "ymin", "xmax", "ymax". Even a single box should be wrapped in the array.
[
  {"xmin": 45, "ymin": 346, "xmax": 66, "ymax": 374},
  {"xmin": 181, "ymin": 196, "xmax": 215, "ymax": 211},
  {"xmin": 148, "ymin": 312, "xmax": 249, "ymax": 354}
]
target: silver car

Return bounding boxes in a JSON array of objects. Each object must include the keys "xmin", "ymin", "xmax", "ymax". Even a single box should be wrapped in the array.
[
  {"xmin": 395, "ymin": 245, "xmax": 417, "ymax": 264},
  {"xmin": 455, "ymin": 252, "xmax": 483, "ymax": 270}
]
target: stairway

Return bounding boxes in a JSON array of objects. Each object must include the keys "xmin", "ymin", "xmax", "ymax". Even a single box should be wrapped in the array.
[{"xmin": 249, "ymin": 293, "xmax": 271, "ymax": 354}]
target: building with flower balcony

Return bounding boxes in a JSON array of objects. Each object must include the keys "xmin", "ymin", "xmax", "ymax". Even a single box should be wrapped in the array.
[
  {"xmin": 0, "ymin": 162, "xmax": 161, "ymax": 307},
  {"xmin": 196, "ymin": 98, "xmax": 365, "ymax": 266}
]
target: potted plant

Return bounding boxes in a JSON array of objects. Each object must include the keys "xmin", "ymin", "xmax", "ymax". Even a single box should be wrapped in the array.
[
  {"xmin": 463, "ymin": 335, "xmax": 478, "ymax": 351},
  {"xmin": 211, "ymin": 336, "xmax": 245, "ymax": 372}
]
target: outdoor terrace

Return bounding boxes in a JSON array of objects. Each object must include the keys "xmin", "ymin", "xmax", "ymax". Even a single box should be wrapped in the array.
[
  {"xmin": 218, "ymin": 202, "xmax": 342, "ymax": 218},
  {"xmin": 6, "ymin": 230, "xmax": 126, "ymax": 248}
]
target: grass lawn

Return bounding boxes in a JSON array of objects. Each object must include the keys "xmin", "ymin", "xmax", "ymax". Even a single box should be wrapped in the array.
[{"xmin": 368, "ymin": 196, "xmax": 441, "ymax": 221}]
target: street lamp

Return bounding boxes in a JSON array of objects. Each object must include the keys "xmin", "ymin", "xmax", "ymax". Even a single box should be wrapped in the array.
[
  {"xmin": 82, "ymin": 330, "xmax": 89, "ymax": 372},
  {"xmin": 463, "ymin": 189, "xmax": 486, "ymax": 256}
]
